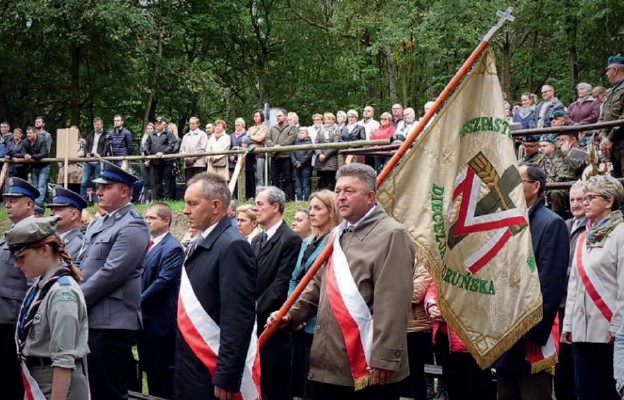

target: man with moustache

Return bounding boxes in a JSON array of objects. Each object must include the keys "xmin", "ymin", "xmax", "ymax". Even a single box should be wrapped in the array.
[{"xmin": 48, "ymin": 186, "xmax": 88, "ymax": 260}]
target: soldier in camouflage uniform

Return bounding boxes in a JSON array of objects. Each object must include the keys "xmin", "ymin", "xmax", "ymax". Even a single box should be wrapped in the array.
[
  {"xmin": 599, "ymin": 54, "xmax": 624, "ymax": 177},
  {"xmin": 548, "ymin": 132, "xmax": 587, "ymax": 218},
  {"xmin": 522, "ymin": 135, "xmax": 552, "ymax": 175}
]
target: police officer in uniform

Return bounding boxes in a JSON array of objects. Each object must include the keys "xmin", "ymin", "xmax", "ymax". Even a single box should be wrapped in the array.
[
  {"xmin": 0, "ymin": 177, "xmax": 40, "ymax": 400},
  {"xmin": 77, "ymin": 160, "xmax": 150, "ymax": 400},
  {"xmin": 49, "ymin": 186, "xmax": 88, "ymax": 260}
]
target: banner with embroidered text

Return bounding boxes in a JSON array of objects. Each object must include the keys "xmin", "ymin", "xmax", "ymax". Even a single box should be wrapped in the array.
[{"xmin": 377, "ymin": 49, "xmax": 543, "ymax": 369}]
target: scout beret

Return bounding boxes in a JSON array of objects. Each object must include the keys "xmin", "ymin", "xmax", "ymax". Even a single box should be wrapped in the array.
[
  {"xmin": 48, "ymin": 186, "xmax": 88, "ymax": 211},
  {"xmin": 6, "ymin": 215, "xmax": 61, "ymax": 254},
  {"xmin": 607, "ymin": 54, "xmax": 624, "ymax": 67},
  {"xmin": 2, "ymin": 177, "xmax": 40, "ymax": 200},
  {"xmin": 92, "ymin": 160, "xmax": 138, "ymax": 186}
]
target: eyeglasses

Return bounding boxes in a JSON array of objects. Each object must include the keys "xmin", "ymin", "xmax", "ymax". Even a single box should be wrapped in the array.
[
  {"xmin": 541, "ymin": 90, "xmax": 553, "ymax": 94},
  {"xmin": 582, "ymin": 194, "xmax": 607, "ymax": 203},
  {"xmin": 347, "ymin": 115, "xmax": 357, "ymax": 118},
  {"xmin": 521, "ymin": 179, "xmax": 536, "ymax": 184},
  {"xmin": 381, "ymin": 117, "xmax": 390, "ymax": 120}
]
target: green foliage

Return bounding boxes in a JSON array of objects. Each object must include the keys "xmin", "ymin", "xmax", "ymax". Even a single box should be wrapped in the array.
[{"xmin": 0, "ymin": 0, "xmax": 622, "ymax": 134}]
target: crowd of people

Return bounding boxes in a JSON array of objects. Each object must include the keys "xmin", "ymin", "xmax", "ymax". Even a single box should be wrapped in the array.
[{"xmin": 0, "ymin": 54, "xmax": 622, "ymax": 400}]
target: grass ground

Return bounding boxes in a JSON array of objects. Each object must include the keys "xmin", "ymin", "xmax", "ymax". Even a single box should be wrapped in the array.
[{"xmin": 0, "ymin": 200, "xmax": 309, "ymax": 238}]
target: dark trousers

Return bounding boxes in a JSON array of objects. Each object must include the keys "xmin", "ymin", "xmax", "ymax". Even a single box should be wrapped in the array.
[
  {"xmin": 555, "ymin": 308, "xmax": 575, "ymax": 400},
  {"xmin": 261, "ymin": 360, "xmax": 291, "ymax": 400},
  {"xmin": 184, "ymin": 166, "xmax": 205, "ymax": 182},
  {"xmin": 88, "ymin": 329, "xmax": 138, "ymax": 400},
  {"xmin": 152, "ymin": 163, "xmax": 174, "ymax": 200},
  {"xmin": 290, "ymin": 331, "xmax": 313, "ymax": 397},
  {"xmin": 138, "ymin": 334, "xmax": 176, "ymax": 399},
  {"xmin": 401, "ymin": 331, "xmax": 432, "ymax": 400},
  {"xmin": 316, "ymin": 170, "xmax": 336, "ymax": 191},
  {"xmin": 435, "ymin": 332, "xmax": 496, "ymax": 400},
  {"xmin": 0, "ymin": 323, "xmax": 23, "ymax": 400},
  {"xmin": 611, "ymin": 140, "xmax": 624, "ymax": 178},
  {"xmin": 307, "ymin": 379, "xmax": 403, "ymax": 400},
  {"xmin": 270, "ymin": 157, "xmax": 294, "ymax": 201},
  {"xmin": 573, "ymin": 342, "xmax": 619, "ymax": 400},
  {"xmin": 293, "ymin": 166, "xmax": 312, "ymax": 201},
  {"xmin": 496, "ymin": 369, "xmax": 552, "ymax": 400}
]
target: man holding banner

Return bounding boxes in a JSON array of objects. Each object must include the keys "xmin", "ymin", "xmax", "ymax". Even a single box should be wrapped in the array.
[{"xmin": 268, "ymin": 163, "xmax": 415, "ymax": 399}]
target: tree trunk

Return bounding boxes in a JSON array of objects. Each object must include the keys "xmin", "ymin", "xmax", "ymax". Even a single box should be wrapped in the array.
[
  {"xmin": 143, "ymin": 33, "xmax": 163, "ymax": 131},
  {"xmin": 566, "ymin": 1, "xmax": 578, "ymax": 89},
  {"xmin": 502, "ymin": 32, "xmax": 512, "ymax": 99},
  {"xmin": 384, "ymin": 45, "xmax": 398, "ymax": 104},
  {"xmin": 70, "ymin": 45, "xmax": 81, "ymax": 126}
]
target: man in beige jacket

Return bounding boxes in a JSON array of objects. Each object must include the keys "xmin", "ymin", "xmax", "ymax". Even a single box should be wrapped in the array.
[{"xmin": 269, "ymin": 163, "xmax": 414, "ymax": 399}]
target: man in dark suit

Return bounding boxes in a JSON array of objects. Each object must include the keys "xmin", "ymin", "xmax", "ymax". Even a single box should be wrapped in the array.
[
  {"xmin": 78, "ymin": 160, "xmax": 150, "ymax": 400},
  {"xmin": 48, "ymin": 186, "xmax": 88, "ymax": 260},
  {"xmin": 140, "ymin": 203, "xmax": 184, "ymax": 399},
  {"xmin": 174, "ymin": 172, "xmax": 259, "ymax": 400},
  {"xmin": 251, "ymin": 186, "xmax": 302, "ymax": 400},
  {"xmin": 495, "ymin": 164, "xmax": 569, "ymax": 400}
]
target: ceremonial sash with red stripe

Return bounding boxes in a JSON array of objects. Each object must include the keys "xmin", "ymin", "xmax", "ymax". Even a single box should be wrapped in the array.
[
  {"xmin": 324, "ymin": 231, "xmax": 374, "ymax": 390},
  {"xmin": 177, "ymin": 267, "xmax": 261, "ymax": 400},
  {"xmin": 524, "ymin": 315, "xmax": 559, "ymax": 374},
  {"xmin": 575, "ymin": 232, "xmax": 614, "ymax": 322}
]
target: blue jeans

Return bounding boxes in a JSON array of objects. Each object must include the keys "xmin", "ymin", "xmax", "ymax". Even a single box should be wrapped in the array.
[
  {"xmin": 293, "ymin": 166, "xmax": 311, "ymax": 201},
  {"xmin": 30, "ymin": 165, "xmax": 50, "ymax": 204},
  {"xmin": 81, "ymin": 162, "xmax": 101, "ymax": 199}
]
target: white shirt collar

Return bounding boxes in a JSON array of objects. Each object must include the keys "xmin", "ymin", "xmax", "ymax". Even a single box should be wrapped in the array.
[
  {"xmin": 264, "ymin": 219, "xmax": 284, "ymax": 241},
  {"xmin": 151, "ymin": 231, "xmax": 168, "ymax": 246},
  {"xmin": 201, "ymin": 220, "xmax": 220, "ymax": 239},
  {"xmin": 343, "ymin": 205, "xmax": 376, "ymax": 231}
]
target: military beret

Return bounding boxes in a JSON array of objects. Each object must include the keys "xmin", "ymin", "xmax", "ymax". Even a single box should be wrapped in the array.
[
  {"xmin": 607, "ymin": 54, "xmax": 624, "ymax": 67},
  {"xmin": 551, "ymin": 110, "xmax": 565, "ymax": 119},
  {"xmin": 48, "ymin": 186, "xmax": 88, "ymax": 211},
  {"xmin": 2, "ymin": 177, "xmax": 40, "ymax": 200},
  {"xmin": 522, "ymin": 135, "xmax": 541, "ymax": 143},
  {"xmin": 539, "ymin": 135, "xmax": 555, "ymax": 144},
  {"xmin": 155, "ymin": 116, "xmax": 167, "ymax": 124},
  {"xmin": 6, "ymin": 215, "xmax": 61, "ymax": 254},
  {"xmin": 92, "ymin": 160, "xmax": 138, "ymax": 186}
]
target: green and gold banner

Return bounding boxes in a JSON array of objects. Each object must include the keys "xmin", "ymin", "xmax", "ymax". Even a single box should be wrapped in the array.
[{"xmin": 377, "ymin": 49, "xmax": 543, "ymax": 369}]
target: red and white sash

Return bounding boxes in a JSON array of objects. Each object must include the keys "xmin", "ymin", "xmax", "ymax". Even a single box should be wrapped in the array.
[
  {"xmin": 525, "ymin": 315, "xmax": 559, "ymax": 374},
  {"xmin": 576, "ymin": 232, "xmax": 614, "ymax": 322},
  {"xmin": 324, "ymin": 230, "xmax": 374, "ymax": 390},
  {"xmin": 177, "ymin": 267, "xmax": 261, "ymax": 400},
  {"xmin": 20, "ymin": 361, "xmax": 46, "ymax": 400}
]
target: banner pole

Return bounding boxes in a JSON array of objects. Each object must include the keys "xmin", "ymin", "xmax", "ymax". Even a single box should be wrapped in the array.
[{"xmin": 259, "ymin": 7, "xmax": 515, "ymax": 349}]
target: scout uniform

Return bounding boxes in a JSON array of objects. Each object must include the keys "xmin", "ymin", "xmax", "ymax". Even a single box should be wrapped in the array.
[{"xmin": 7, "ymin": 216, "xmax": 89, "ymax": 399}]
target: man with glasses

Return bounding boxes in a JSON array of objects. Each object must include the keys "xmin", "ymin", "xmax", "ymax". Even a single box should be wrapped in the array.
[
  {"xmin": 533, "ymin": 85, "xmax": 564, "ymax": 129},
  {"xmin": 599, "ymin": 54, "xmax": 624, "ymax": 177},
  {"xmin": 109, "ymin": 115, "xmax": 134, "ymax": 166},
  {"xmin": 0, "ymin": 177, "xmax": 39, "ymax": 399},
  {"xmin": 391, "ymin": 103, "xmax": 404, "ymax": 127}
]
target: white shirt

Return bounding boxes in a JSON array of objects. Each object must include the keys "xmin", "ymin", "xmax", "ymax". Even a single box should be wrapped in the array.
[
  {"xmin": 201, "ymin": 220, "xmax": 220, "ymax": 239},
  {"xmin": 264, "ymin": 219, "xmax": 284, "ymax": 241},
  {"xmin": 359, "ymin": 118, "xmax": 380, "ymax": 140},
  {"xmin": 150, "ymin": 231, "xmax": 169, "ymax": 247},
  {"xmin": 91, "ymin": 131, "xmax": 103, "ymax": 155}
]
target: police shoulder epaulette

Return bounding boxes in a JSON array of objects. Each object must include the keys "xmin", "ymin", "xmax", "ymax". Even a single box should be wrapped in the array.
[
  {"xmin": 57, "ymin": 276, "xmax": 71, "ymax": 286},
  {"xmin": 129, "ymin": 209, "xmax": 141, "ymax": 219}
]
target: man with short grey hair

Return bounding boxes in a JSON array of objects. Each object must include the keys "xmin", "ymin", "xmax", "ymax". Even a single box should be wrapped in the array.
[
  {"xmin": 266, "ymin": 109, "xmax": 297, "ymax": 201},
  {"xmin": 268, "ymin": 163, "xmax": 415, "ymax": 398},
  {"xmin": 252, "ymin": 186, "xmax": 301, "ymax": 400},
  {"xmin": 534, "ymin": 85, "xmax": 565, "ymax": 128},
  {"xmin": 175, "ymin": 172, "xmax": 258, "ymax": 399},
  {"xmin": 391, "ymin": 103, "xmax": 404, "ymax": 127},
  {"xmin": 180, "ymin": 116, "xmax": 208, "ymax": 181}
]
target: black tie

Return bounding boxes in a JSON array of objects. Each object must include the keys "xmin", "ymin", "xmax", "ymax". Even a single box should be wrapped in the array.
[{"xmin": 260, "ymin": 232, "xmax": 269, "ymax": 248}]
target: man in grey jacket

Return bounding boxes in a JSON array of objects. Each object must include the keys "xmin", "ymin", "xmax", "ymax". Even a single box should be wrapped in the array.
[{"xmin": 77, "ymin": 160, "xmax": 150, "ymax": 400}]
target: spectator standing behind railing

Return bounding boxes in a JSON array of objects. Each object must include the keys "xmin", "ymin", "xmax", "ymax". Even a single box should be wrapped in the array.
[
  {"xmin": 564, "ymin": 83, "xmax": 601, "ymax": 126},
  {"xmin": 393, "ymin": 107, "xmax": 416, "ymax": 142},
  {"xmin": 80, "ymin": 117, "xmax": 112, "ymax": 202},
  {"xmin": 179, "ymin": 116, "xmax": 208, "ymax": 181},
  {"xmin": 340, "ymin": 109, "xmax": 365, "ymax": 142},
  {"xmin": 370, "ymin": 112, "xmax": 396, "ymax": 173},
  {"xmin": 109, "ymin": 115, "xmax": 134, "ymax": 167},
  {"xmin": 145, "ymin": 117, "xmax": 178, "ymax": 200},
  {"xmin": 512, "ymin": 92, "xmax": 537, "ymax": 130},
  {"xmin": 206, "ymin": 119, "xmax": 231, "ymax": 182},
  {"xmin": 6, "ymin": 128, "xmax": 28, "ymax": 180},
  {"xmin": 248, "ymin": 110, "xmax": 269, "ymax": 186},
  {"xmin": 534, "ymin": 85, "xmax": 565, "ymax": 129},
  {"xmin": 599, "ymin": 54, "xmax": 624, "ymax": 178},
  {"xmin": 314, "ymin": 112, "xmax": 341, "ymax": 191},
  {"xmin": 24, "ymin": 126, "xmax": 49, "ymax": 204},
  {"xmin": 291, "ymin": 127, "xmax": 313, "ymax": 201},
  {"xmin": 140, "ymin": 123, "xmax": 155, "ymax": 202},
  {"xmin": 266, "ymin": 109, "xmax": 297, "ymax": 201}
]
